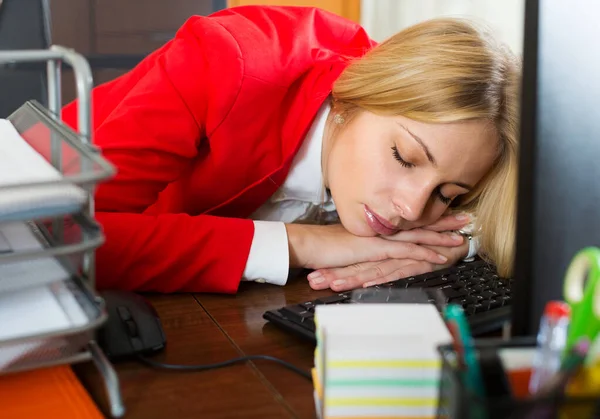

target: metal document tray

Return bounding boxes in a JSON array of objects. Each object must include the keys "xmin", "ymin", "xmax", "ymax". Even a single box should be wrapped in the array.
[{"xmin": 0, "ymin": 276, "xmax": 107, "ymax": 374}]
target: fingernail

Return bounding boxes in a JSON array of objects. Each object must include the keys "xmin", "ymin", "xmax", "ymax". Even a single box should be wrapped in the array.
[
  {"xmin": 310, "ymin": 276, "xmax": 325, "ymax": 284},
  {"xmin": 363, "ymin": 281, "xmax": 376, "ymax": 288},
  {"xmin": 307, "ymin": 271, "xmax": 321, "ymax": 280},
  {"xmin": 455, "ymin": 213, "xmax": 470, "ymax": 221},
  {"xmin": 438, "ymin": 254, "xmax": 448, "ymax": 262},
  {"xmin": 451, "ymin": 232, "xmax": 463, "ymax": 242},
  {"xmin": 332, "ymin": 279, "xmax": 346, "ymax": 286}
]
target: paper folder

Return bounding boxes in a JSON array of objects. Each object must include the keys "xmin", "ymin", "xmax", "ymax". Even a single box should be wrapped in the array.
[{"xmin": 0, "ymin": 365, "xmax": 103, "ymax": 418}]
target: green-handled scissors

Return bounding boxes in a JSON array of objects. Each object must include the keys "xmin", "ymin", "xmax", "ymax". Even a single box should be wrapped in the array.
[{"xmin": 563, "ymin": 247, "xmax": 600, "ymax": 351}]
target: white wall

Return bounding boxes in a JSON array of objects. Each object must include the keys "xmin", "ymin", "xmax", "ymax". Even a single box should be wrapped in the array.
[{"xmin": 361, "ymin": 0, "xmax": 525, "ymax": 55}]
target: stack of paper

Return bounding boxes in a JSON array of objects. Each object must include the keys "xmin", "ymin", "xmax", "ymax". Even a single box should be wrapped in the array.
[
  {"xmin": 313, "ymin": 304, "xmax": 452, "ymax": 419},
  {"xmin": 0, "ymin": 280, "xmax": 89, "ymax": 369},
  {"xmin": 0, "ymin": 118, "xmax": 89, "ymax": 371},
  {"xmin": 0, "ymin": 221, "xmax": 72, "ymax": 293},
  {"xmin": 0, "ymin": 119, "xmax": 86, "ymax": 221}
]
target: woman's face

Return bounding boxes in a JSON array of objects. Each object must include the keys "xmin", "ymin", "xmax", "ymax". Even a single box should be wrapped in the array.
[{"xmin": 323, "ymin": 110, "xmax": 499, "ymax": 236}]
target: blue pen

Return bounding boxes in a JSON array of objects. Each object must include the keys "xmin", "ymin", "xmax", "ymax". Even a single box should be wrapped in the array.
[{"xmin": 443, "ymin": 304, "xmax": 486, "ymax": 399}]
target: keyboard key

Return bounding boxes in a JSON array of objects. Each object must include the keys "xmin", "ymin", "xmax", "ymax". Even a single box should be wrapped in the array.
[
  {"xmin": 420, "ymin": 271, "xmax": 441, "ymax": 280},
  {"xmin": 473, "ymin": 303, "xmax": 487, "ymax": 313},
  {"xmin": 303, "ymin": 317, "xmax": 316, "ymax": 331},
  {"xmin": 464, "ymin": 295, "xmax": 478, "ymax": 304},
  {"xmin": 453, "ymin": 280, "xmax": 468, "ymax": 289},
  {"xmin": 489, "ymin": 299, "xmax": 503, "ymax": 309},
  {"xmin": 421, "ymin": 277, "xmax": 450, "ymax": 287},
  {"xmin": 315, "ymin": 295, "xmax": 350, "ymax": 305},
  {"xmin": 300, "ymin": 302, "xmax": 316, "ymax": 312},
  {"xmin": 280, "ymin": 306, "xmax": 313, "ymax": 323},
  {"xmin": 447, "ymin": 274, "xmax": 460, "ymax": 283},
  {"xmin": 442, "ymin": 287, "xmax": 468, "ymax": 301},
  {"xmin": 403, "ymin": 276, "xmax": 426, "ymax": 285}
]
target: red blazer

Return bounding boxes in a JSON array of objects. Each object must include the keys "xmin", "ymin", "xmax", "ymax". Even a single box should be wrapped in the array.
[{"xmin": 61, "ymin": 6, "xmax": 375, "ymax": 293}]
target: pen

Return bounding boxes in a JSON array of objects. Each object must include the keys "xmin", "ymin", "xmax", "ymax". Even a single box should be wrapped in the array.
[
  {"xmin": 528, "ymin": 301, "xmax": 571, "ymax": 394},
  {"xmin": 443, "ymin": 304, "xmax": 486, "ymax": 398}
]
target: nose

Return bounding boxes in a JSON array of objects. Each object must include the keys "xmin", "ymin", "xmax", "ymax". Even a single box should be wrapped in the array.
[{"xmin": 392, "ymin": 184, "xmax": 431, "ymax": 222}]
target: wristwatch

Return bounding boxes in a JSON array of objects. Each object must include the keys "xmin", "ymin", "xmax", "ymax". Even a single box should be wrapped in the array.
[
  {"xmin": 458, "ymin": 230, "xmax": 479, "ymax": 262},
  {"xmin": 457, "ymin": 217, "xmax": 479, "ymax": 262}
]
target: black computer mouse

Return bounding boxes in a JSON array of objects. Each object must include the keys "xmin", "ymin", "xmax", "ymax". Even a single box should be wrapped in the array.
[{"xmin": 98, "ymin": 290, "xmax": 166, "ymax": 360}]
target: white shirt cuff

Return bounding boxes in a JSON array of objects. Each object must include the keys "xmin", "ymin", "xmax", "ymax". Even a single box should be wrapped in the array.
[{"xmin": 242, "ymin": 221, "xmax": 289, "ymax": 286}]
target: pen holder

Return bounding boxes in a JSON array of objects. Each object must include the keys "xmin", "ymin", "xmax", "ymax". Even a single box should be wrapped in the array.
[{"xmin": 436, "ymin": 338, "xmax": 600, "ymax": 419}]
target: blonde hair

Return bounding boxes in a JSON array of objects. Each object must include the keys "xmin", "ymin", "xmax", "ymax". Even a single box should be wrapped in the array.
[{"xmin": 332, "ymin": 18, "xmax": 521, "ymax": 277}]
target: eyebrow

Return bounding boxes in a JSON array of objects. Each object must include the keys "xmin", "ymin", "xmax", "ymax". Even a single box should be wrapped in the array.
[
  {"xmin": 396, "ymin": 122, "xmax": 473, "ymax": 191},
  {"xmin": 397, "ymin": 122, "xmax": 437, "ymax": 166}
]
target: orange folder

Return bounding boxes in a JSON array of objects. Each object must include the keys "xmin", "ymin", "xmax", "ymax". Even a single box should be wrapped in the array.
[{"xmin": 0, "ymin": 365, "xmax": 103, "ymax": 418}]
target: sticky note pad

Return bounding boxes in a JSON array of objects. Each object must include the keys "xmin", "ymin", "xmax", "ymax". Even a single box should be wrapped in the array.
[{"xmin": 314, "ymin": 303, "xmax": 452, "ymax": 419}]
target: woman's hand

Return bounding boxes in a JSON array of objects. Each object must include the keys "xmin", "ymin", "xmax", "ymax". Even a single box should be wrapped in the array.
[
  {"xmin": 304, "ymin": 213, "xmax": 471, "ymax": 291},
  {"xmin": 286, "ymin": 222, "xmax": 457, "ymax": 272},
  {"xmin": 306, "ymin": 235, "xmax": 469, "ymax": 291}
]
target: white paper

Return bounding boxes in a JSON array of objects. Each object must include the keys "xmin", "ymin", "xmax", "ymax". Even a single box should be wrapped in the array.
[
  {"xmin": 0, "ymin": 221, "xmax": 71, "ymax": 293},
  {"xmin": 0, "ymin": 119, "xmax": 86, "ymax": 219},
  {"xmin": 315, "ymin": 303, "xmax": 451, "ymax": 343},
  {"xmin": 0, "ymin": 281, "xmax": 87, "ymax": 369}
]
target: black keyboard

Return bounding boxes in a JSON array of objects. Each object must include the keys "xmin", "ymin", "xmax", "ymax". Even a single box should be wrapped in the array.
[{"xmin": 263, "ymin": 259, "xmax": 512, "ymax": 341}]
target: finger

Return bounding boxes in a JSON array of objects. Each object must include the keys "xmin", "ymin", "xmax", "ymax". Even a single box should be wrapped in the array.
[
  {"xmin": 423, "ymin": 213, "xmax": 471, "ymax": 232},
  {"xmin": 424, "ymin": 240, "xmax": 470, "ymax": 267},
  {"xmin": 307, "ymin": 262, "xmax": 379, "ymax": 289},
  {"xmin": 362, "ymin": 261, "xmax": 434, "ymax": 288},
  {"xmin": 307, "ymin": 262, "xmax": 380, "ymax": 290},
  {"xmin": 385, "ymin": 228, "xmax": 464, "ymax": 247},
  {"xmin": 328, "ymin": 259, "xmax": 411, "ymax": 291},
  {"xmin": 330, "ymin": 260, "xmax": 434, "ymax": 292},
  {"xmin": 384, "ymin": 241, "xmax": 449, "ymax": 265}
]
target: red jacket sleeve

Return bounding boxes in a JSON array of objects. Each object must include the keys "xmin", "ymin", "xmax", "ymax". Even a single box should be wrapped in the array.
[
  {"xmin": 62, "ymin": 17, "xmax": 253, "ymax": 293},
  {"xmin": 95, "ymin": 212, "xmax": 253, "ymax": 293}
]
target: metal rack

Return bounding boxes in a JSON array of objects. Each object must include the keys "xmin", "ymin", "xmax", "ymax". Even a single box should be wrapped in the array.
[{"xmin": 0, "ymin": 46, "xmax": 124, "ymax": 417}]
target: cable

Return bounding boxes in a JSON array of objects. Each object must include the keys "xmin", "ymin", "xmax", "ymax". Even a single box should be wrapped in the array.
[{"xmin": 137, "ymin": 354, "xmax": 313, "ymax": 381}]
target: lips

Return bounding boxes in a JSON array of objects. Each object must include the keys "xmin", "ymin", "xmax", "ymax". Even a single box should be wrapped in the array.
[{"xmin": 364, "ymin": 205, "xmax": 399, "ymax": 236}]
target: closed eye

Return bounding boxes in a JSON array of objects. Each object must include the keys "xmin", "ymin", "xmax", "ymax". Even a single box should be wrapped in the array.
[
  {"xmin": 391, "ymin": 146, "xmax": 414, "ymax": 168},
  {"xmin": 435, "ymin": 186, "xmax": 453, "ymax": 205},
  {"xmin": 392, "ymin": 146, "xmax": 455, "ymax": 205}
]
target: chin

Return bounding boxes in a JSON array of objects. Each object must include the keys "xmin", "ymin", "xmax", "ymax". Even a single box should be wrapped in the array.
[{"xmin": 338, "ymin": 212, "xmax": 377, "ymax": 237}]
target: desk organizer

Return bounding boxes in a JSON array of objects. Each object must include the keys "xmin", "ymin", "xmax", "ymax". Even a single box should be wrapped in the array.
[
  {"xmin": 0, "ymin": 47, "xmax": 123, "ymax": 417},
  {"xmin": 437, "ymin": 338, "xmax": 600, "ymax": 419}
]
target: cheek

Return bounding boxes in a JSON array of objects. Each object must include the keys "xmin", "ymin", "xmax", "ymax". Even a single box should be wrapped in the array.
[
  {"xmin": 328, "ymin": 127, "xmax": 395, "ymax": 202},
  {"xmin": 329, "ymin": 134, "xmax": 369, "ymax": 186}
]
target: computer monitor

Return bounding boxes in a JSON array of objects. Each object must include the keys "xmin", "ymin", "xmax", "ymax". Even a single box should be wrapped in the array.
[{"xmin": 511, "ymin": 0, "xmax": 600, "ymax": 336}]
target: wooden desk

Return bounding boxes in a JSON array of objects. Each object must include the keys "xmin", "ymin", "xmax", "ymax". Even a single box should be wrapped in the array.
[{"xmin": 81, "ymin": 277, "xmax": 332, "ymax": 419}]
